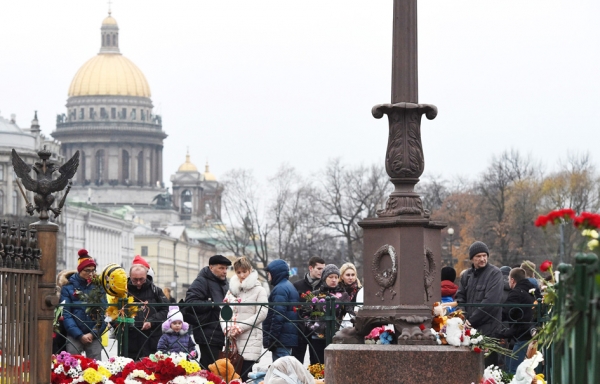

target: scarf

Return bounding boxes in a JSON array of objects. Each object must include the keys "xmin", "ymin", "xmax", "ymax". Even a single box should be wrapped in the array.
[{"xmin": 305, "ymin": 273, "xmax": 320, "ymax": 289}]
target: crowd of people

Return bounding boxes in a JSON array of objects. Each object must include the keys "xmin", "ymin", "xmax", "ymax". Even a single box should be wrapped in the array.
[
  {"xmin": 53, "ymin": 250, "xmax": 361, "ymax": 382},
  {"xmin": 443, "ymin": 240, "xmax": 549, "ymax": 374},
  {"xmin": 54, "ymin": 240, "xmax": 544, "ymax": 378}
]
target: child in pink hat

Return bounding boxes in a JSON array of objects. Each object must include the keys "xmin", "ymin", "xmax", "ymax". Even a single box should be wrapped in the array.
[{"xmin": 157, "ymin": 306, "xmax": 196, "ymax": 355}]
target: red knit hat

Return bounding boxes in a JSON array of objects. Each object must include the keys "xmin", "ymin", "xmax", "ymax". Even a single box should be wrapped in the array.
[
  {"xmin": 77, "ymin": 249, "xmax": 96, "ymax": 273},
  {"xmin": 132, "ymin": 255, "xmax": 150, "ymax": 269}
]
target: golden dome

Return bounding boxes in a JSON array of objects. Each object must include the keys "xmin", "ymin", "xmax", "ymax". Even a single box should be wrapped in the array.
[
  {"xmin": 102, "ymin": 15, "xmax": 117, "ymax": 25},
  {"xmin": 178, "ymin": 153, "xmax": 198, "ymax": 172},
  {"xmin": 204, "ymin": 162, "xmax": 216, "ymax": 181},
  {"xmin": 68, "ymin": 54, "xmax": 151, "ymax": 97}
]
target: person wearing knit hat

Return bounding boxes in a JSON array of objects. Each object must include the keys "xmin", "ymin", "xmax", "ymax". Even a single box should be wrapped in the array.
[
  {"xmin": 77, "ymin": 249, "xmax": 97, "ymax": 273},
  {"xmin": 157, "ymin": 306, "xmax": 196, "ymax": 355},
  {"xmin": 59, "ymin": 249, "xmax": 106, "ymax": 360},
  {"xmin": 320, "ymin": 264, "xmax": 340, "ymax": 284},
  {"xmin": 456, "ymin": 241, "xmax": 503, "ymax": 366},
  {"xmin": 131, "ymin": 254, "xmax": 155, "ymax": 279},
  {"xmin": 300, "ymin": 264, "xmax": 352, "ymax": 364}
]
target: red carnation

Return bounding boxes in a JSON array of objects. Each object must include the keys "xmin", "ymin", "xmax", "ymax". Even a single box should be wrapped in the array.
[
  {"xmin": 540, "ymin": 260, "xmax": 552, "ymax": 272},
  {"xmin": 473, "ymin": 347, "xmax": 482, "ymax": 353},
  {"xmin": 419, "ymin": 324, "xmax": 425, "ymax": 331},
  {"xmin": 534, "ymin": 215, "xmax": 549, "ymax": 227},
  {"xmin": 465, "ymin": 329, "xmax": 471, "ymax": 336}
]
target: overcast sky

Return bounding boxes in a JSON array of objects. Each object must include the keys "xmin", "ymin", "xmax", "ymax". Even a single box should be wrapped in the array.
[{"xmin": 1, "ymin": 1, "xmax": 598, "ymax": 186}]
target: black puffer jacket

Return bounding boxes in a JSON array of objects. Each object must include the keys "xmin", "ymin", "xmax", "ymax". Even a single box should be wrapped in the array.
[
  {"xmin": 127, "ymin": 276, "xmax": 169, "ymax": 357},
  {"xmin": 456, "ymin": 263, "xmax": 504, "ymax": 337},
  {"xmin": 498, "ymin": 278, "xmax": 536, "ymax": 341},
  {"xmin": 184, "ymin": 266, "xmax": 229, "ymax": 347}
]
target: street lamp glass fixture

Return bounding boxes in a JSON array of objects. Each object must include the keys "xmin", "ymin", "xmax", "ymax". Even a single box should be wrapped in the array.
[{"xmin": 447, "ymin": 227, "xmax": 454, "ymax": 235}]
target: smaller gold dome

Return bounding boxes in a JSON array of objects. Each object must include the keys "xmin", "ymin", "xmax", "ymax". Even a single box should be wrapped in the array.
[
  {"xmin": 102, "ymin": 15, "xmax": 117, "ymax": 25},
  {"xmin": 178, "ymin": 153, "xmax": 198, "ymax": 172},
  {"xmin": 204, "ymin": 162, "xmax": 216, "ymax": 181}
]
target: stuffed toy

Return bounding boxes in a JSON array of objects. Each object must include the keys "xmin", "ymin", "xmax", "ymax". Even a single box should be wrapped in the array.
[
  {"xmin": 209, "ymin": 358, "xmax": 240, "ymax": 383},
  {"xmin": 509, "ymin": 342, "xmax": 544, "ymax": 384}
]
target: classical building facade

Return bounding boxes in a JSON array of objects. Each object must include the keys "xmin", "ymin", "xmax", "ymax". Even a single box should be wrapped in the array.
[
  {"xmin": 52, "ymin": 13, "xmax": 167, "ymax": 206},
  {"xmin": 171, "ymin": 153, "xmax": 223, "ymax": 224}
]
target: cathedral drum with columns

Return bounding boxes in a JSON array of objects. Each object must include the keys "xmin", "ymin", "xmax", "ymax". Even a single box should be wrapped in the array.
[{"xmin": 52, "ymin": 13, "xmax": 167, "ymax": 206}]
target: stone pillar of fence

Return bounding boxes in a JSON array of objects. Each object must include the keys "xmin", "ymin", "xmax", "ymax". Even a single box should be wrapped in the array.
[{"xmin": 34, "ymin": 222, "xmax": 59, "ymax": 384}]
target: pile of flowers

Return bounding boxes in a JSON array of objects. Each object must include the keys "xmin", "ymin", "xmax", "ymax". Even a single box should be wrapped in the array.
[
  {"xmin": 51, "ymin": 351, "xmax": 230, "ymax": 384},
  {"xmin": 430, "ymin": 304, "xmax": 511, "ymax": 357},
  {"xmin": 472, "ymin": 351, "xmax": 546, "ymax": 384},
  {"xmin": 308, "ymin": 363, "xmax": 324, "ymax": 379},
  {"xmin": 364, "ymin": 325, "xmax": 395, "ymax": 344}
]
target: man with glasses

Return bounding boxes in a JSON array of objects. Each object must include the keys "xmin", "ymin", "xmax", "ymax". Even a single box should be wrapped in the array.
[
  {"xmin": 127, "ymin": 255, "xmax": 169, "ymax": 359},
  {"xmin": 60, "ymin": 249, "xmax": 107, "ymax": 360}
]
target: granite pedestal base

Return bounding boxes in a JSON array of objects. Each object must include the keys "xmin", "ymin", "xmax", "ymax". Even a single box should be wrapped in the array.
[{"xmin": 325, "ymin": 344, "xmax": 484, "ymax": 384}]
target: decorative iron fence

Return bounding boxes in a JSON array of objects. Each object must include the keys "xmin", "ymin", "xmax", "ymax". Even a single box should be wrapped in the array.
[
  {"xmin": 0, "ymin": 221, "xmax": 42, "ymax": 384},
  {"xmin": 544, "ymin": 253, "xmax": 600, "ymax": 384}
]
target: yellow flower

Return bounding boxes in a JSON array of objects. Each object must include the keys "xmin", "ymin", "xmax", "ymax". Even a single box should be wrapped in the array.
[
  {"xmin": 179, "ymin": 360, "xmax": 200, "ymax": 374},
  {"xmin": 535, "ymin": 373, "xmax": 546, "ymax": 384},
  {"xmin": 588, "ymin": 239, "xmax": 599, "ymax": 250},
  {"xmin": 97, "ymin": 366, "xmax": 111, "ymax": 378},
  {"xmin": 582, "ymin": 229, "xmax": 599, "ymax": 239},
  {"xmin": 82, "ymin": 368, "xmax": 103, "ymax": 384}
]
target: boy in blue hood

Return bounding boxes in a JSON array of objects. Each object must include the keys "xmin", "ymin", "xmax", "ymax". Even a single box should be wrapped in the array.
[{"xmin": 262, "ymin": 259, "xmax": 299, "ymax": 361}]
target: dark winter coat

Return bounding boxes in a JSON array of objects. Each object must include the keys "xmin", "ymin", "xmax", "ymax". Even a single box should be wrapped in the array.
[
  {"xmin": 127, "ymin": 276, "xmax": 169, "ymax": 356},
  {"xmin": 455, "ymin": 263, "xmax": 504, "ymax": 336},
  {"xmin": 340, "ymin": 281, "xmax": 360, "ymax": 303},
  {"xmin": 157, "ymin": 331, "xmax": 196, "ymax": 354},
  {"xmin": 293, "ymin": 273, "xmax": 323, "ymax": 335},
  {"xmin": 263, "ymin": 260, "xmax": 299, "ymax": 349},
  {"xmin": 184, "ymin": 266, "xmax": 229, "ymax": 347},
  {"xmin": 60, "ymin": 273, "xmax": 108, "ymax": 340},
  {"xmin": 293, "ymin": 273, "xmax": 323, "ymax": 298},
  {"xmin": 498, "ymin": 279, "xmax": 536, "ymax": 342}
]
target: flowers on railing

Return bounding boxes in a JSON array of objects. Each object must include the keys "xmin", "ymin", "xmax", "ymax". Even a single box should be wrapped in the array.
[
  {"xmin": 51, "ymin": 351, "xmax": 227, "ymax": 384},
  {"xmin": 364, "ymin": 325, "xmax": 395, "ymax": 344}
]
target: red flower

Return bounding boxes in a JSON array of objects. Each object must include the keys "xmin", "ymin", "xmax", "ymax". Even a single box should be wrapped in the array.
[
  {"xmin": 465, "ymin": 329, "xmax": 471, "ymax": 336},
  {"xmin": 419, "ymin": 324, "xmax": 425, "ymax": 331},
  {"xmin": 574, "ymin": 212, "xmax": 600, "ymax": 229},
  {"xmin": 540, "ymin": 260, "xmax": 552, "ymax": 272},
  {"xmin": 460, "ymin": 334, "xmax": 464, "ymax": 342},
  {"xmin": 473, "ymin": 347, "xmax": 482, "ymax": 353}
]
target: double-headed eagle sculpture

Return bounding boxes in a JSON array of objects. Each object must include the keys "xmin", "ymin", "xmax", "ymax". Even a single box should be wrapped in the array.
[{"xmin": 11, "ymin": 147, "xmax": 79, "ymax": 221}]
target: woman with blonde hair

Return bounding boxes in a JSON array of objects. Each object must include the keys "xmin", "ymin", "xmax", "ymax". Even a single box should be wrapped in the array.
[
  {"xmin": 339, "ymin": 262, "xmax": 362, "ymax": 302},
  {"xmin": 220, "ymin": 257, "xmax": 268, "ymax": 381}
]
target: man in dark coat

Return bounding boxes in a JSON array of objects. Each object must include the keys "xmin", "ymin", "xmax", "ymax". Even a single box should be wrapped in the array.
[
  {"xmin": 127, "ymin": 262, "xmax": 169, "ymax": 360},
  {"xmin": 497, "ymin": 267, "xmax": 536, "ymax": 374},
  {"xmin": 263, "ymin": 259, "xmax": 299, "ymax": 361},
  {"xmin": 292, "ymin": 256, "xmax": 325, "ymax": 364},
  {"xmin": 456, "ymin": 241, "xmax": 503, "ymax": 366},
  {"xmin": 184, "ymin": 255, "xmax": 231, "ymax": 369}
]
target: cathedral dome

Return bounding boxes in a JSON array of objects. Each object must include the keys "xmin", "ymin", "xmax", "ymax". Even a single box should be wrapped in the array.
[
  {"xmin": 178, "ymin": 153, "xmax": 198, "ymax": 172},
  {"xmin": 204, "ymin": 162, "xmax": 217, "ymax": 181},
  {"xmin": 67, "ymin": 13, "xmax": 151, "ymax": 98},
  {"xmin": 68, "ymin": 54, "xmax": 151, "ymax": 97}
]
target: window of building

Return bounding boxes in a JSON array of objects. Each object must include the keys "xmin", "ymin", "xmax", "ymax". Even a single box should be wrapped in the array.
[
  {"xmin": 80, "ymin": 151, "xmax": 86, "ymax": 182},
  {"xmin": 112, "ymin": 34, "xmax": 116, "ymax": 46},
  {"xmin": 89, "ymin": 108, "xmax": 95, "ymax": 120},
  {"xmin": 111, "ymin": 108, "xmax": 116, "ymax": 119},
  {"xmin": 122, "ymin": 150, "xmax": 130, "ymax": 180},
  {"xmin": 100, "ymin": 107, "xmax": 107, "ymax": 119},
  {"xmin": 12, "ymin": 190, "xmax": 18, "ymax": 214},
  {"xmin": 121, "ymin": 108, "xmax": 126, "ymax": 119},
  {"xmin": 79, "ymin": 108, "xmax": 84, "ymax": 119},
  {"xmin": 0, "ymin": 190, "xmax": 4, "ymax": 215},
  {"xmin": 141, "ymin": 246, "xmax": 148, "ymax": 257},
  {"xmin": 131, "ymin": 109, "xmax": 136, "ymax": 120},
  {"xmin": 0, "ymin": 164, "xmax": 4, "ymax": 181},
  {"xmin": 141, "ymin": 109, "xmax": 146, "ymax": 121}
]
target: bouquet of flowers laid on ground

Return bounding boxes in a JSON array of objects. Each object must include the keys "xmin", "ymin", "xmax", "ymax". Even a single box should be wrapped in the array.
[
  {"xmin": 308, "ymin": 363, "xmax": 325, "ymax": 379},
  {"xmin": 430, "ymin": 303, "xmax": 511, "ymax": 357},
  {"xmin": 473, "ymin": 343, "xmax": 547, "ymax": 384},
  {"xmin": 51, "ymin": 351, "xmax": 228, "ymax": 384},
  {"xmin": 364, "ymin": 325, "xmax": 395, "ymax": 344}
]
